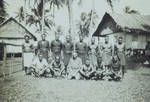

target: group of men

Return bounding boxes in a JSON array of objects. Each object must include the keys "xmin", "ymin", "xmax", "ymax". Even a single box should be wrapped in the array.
[{"xmin": 22, "ymin": 33, "xmax": 126, "ymax": 80}]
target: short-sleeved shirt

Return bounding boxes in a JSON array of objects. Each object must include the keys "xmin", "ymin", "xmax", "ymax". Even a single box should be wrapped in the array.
[
  {"xmin": 31, "ymin": 58, "xmax": 48, "ymax": 70},
  {"xmin": 22, "ymin": 41, "xmax": 33, "ymax": 52},
  {"xmin": 51, "ymin": 40, "xmax": 63, "ymax": 53},
  {"xmin": 115, "ymin": 43, "xmax": 125, "ymax": 53},
  {"xmin": 88, "ymin": 43, "xmax": 98, "ymax": 54},
  {"xmin": 75, "ymin": 41, "xmax": 87, "ymax": 54},
  {"xmin": 63, "ymin": 42, "xmax": 74, "ymax": 54},
  {"xmin": 102, "ymin": 42, "xmax": 112, "ymax": 53},
  {"xmin": 37, "ymin": 40, "xmax": 50, "ymax": 52},
  {"xmin": 68, "ymin": 57, "xmax": 82, "ymax": 69}
]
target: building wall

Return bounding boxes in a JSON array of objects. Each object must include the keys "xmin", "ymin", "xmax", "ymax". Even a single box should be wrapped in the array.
[{"xmin": 0, "ymin": 58, "xmax": 22, "ymax": 76}]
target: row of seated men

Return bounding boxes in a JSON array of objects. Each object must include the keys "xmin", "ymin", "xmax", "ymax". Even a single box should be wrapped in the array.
[
  {"xmin": 25, "ymin": 51, "xmax": 122, "ymax": 81},
  {"xmin": 23, "ymin": 33, "xmax": 126, "ymax": 80}
]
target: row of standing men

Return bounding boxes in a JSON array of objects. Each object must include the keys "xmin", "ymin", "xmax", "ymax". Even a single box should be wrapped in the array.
[{"xmin": 23, "ymin": 34, "xmax": 126, "ymax": 80}]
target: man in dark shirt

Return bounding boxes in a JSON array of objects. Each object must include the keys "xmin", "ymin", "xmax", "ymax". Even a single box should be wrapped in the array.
[
  {"xmin": 75, "ymin": 35, "xmax": 87, "ymax": 64},
  {"xmin": 51, "ymin": 34, "xmax": 63, "ymax": 59},
  {"xmin": 63, "ymin": 35, "xmax": 74, "ymax": 67},
  {"xmin": 37, "ymin": 34, "xmax": 50, "ymax": 61}
]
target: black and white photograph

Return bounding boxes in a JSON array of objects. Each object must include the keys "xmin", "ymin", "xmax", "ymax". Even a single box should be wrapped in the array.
[{"xmin": 0, "ymin": 0, "xmax": 150, "ymax": 102}]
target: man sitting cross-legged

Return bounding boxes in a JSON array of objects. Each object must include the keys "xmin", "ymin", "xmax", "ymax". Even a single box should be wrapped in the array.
[
  {"xmin": 49, "ymin": 56, "xmax": 65, "ymax": 78},
  {"xmin": 79, "ymin": 58, "xmax": 96, "ymax": 80},
  {"xmin": 67, "ymin": 52, "xmax": 82, "ymax": 80},
  {"xmin": 29, "ymin": 53, "xmax": 50, "ymax": 77},
  {"xmin": 109, "ymin": 54, "xmax": 121, "ymax": 81},
  {"xmin": 94, "ymin": 56, "xmax": 105, "ymax": 80}
]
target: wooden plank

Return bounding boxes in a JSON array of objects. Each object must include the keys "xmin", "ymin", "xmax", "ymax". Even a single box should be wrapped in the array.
[{"xmin": 1, "ymin": 44, "xmax": 6, "ymax": 78}]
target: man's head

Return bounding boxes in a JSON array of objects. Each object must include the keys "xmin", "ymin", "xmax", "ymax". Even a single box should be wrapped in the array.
[
  {"xmin": 66, "ymin": 35, "xmax": 71, "ymax": 42},
  {"xmin": 41, "ymin": 34, "xmax": 46, "ymax": 41},
  {"xmin": 24, "ymin": 35, "xmax": 30, "ymax": 42},
  {"xmin": 55, "ymin": 56, "xmax": 60, "ymax": 63},
  {"xmin": 79, "ymin": 35, "xmax": 83, "ymax": 42},
  {"xmin": 91, "ymin": 37, "xmax": 95, "ymax": 44},
  {"xmin": 38, "ymin": 53, "xmax": 43, "ymax": 61},
  {"xmin": 105, "ymin": 36, "xmax": 109, "ymax": 43},
  {"xmin": 118, "ymin": 36, "xmax": 123, "ymax": 44},
  {"xmin": 85, "ymin": 58, "xmax": 90, "ymax": 66},
  {"xmin": 72, "ymin": 52, "xmax": 78, "ymax": 59}
]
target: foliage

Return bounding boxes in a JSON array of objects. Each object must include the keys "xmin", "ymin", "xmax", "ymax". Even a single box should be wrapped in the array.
[
  {"xmin": 77, "ymin": 10, "xmax": 98, "ymax": 37},
  {"xmin": 15, "ymin": 6, "xmax": 25, "ymax": 22},
  {"xmin": 0, "ymin": 0, "xmax": 7, "ymax": 23},
  {"xmin": 22, "ymin": 0, "xmax": 55, "ymax": 32}
]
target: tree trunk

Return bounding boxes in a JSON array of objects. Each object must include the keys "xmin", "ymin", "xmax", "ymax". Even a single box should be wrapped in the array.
[
  {"xmin": 67, "ymin": 2, "xmax": 75, "ymax": 50},
  {"xmin": 68, "ymin": 5, "xmax": 72, "ymax": 35},
  {"xmin": 41, "ymin": 0, "xmax": 45, "ymax": 34}
]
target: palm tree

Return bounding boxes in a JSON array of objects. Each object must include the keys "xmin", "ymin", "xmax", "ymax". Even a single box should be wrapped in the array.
[
  {"xmin": 23, "ymin": 0, "xmax": 55, "ymax": 33},
  {"xmin": 77, "ymin": 10, "xmax": 98, "ymax": 37},
  {"xmin": 106, "ymin": 0, "xmax": 114, "ymax": 11},
  {"xmin": 15, "ymin": 6, "xmax": 25, "ymax": 22},
  {"xmin": 106, "ymin": 0, "xmax": 120, "ymax": 12},
  {"xmin": 0, "ymin": 0, "xmax": 7, "ymax": 23}
]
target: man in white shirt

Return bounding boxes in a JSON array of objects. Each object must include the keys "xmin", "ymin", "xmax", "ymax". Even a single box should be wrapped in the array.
[
  {"xmin": 30, "ymin": 54, "xmax": 50, "ymax": 77},
  {"xmin": 67, "ymin": 52, "xmax": 82, "ymax": 80}
]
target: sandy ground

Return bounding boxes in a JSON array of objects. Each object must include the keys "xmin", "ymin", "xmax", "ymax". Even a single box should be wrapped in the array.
[{"xmin": 0, "ymin": 65, "xmax": 150, "ymax": 102}]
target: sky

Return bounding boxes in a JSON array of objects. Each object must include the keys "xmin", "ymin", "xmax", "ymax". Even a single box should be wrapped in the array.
[{"xmin": 3, "ymin": 0, "xmax": 150, "ymax": 41}]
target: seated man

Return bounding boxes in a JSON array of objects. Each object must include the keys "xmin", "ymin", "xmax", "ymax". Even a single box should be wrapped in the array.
[
  {"xmin": 79, "ymin": 58, "xmax": 96, "ymax": 80},
  {"xmin": 49, "ymin": 56, "xmax": 65, "ymax": 77},
  {"xmin": 67, "ymin": 52, "xmax": 82, "ymax": 80},
  {"xmin": 95, "ymin": 56, "xmax": 105, "ymax": 80},
  {"xmin": 30, "ymin": 54, "xmax": 50, "ymax": 77},
  {"xmin": 109, "ymin": 54, "xmax": 121, "ymax": 81}
]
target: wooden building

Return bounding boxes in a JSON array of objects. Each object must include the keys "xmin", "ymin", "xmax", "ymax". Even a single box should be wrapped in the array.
[
  {"xmin": 93, "ymin": 12, "xmax": 150, "ymax": 50},
  {"xmin": 0, "ymin": 17, "xmax": 37, "ymax": 76}
]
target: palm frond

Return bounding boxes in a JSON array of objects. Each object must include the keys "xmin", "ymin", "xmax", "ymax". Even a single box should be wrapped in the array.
[{"xmin": 106, "ymin": 0, "xmax": 113, "ymax": 11}]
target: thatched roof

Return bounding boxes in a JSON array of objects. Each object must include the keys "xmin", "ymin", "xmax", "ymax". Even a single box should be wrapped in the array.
[
  {"xmin": 0, "ymin": 17, "xmax": 37, "ymax": 41},
  {"xmin": 93, "ymin": 12, "xmax": 150, "ymax": 36}
]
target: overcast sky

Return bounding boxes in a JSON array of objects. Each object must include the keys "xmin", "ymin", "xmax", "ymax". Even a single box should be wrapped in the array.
[{"xmin": 5, "ymin": 0, "xmax": 150, "ymax": 25}]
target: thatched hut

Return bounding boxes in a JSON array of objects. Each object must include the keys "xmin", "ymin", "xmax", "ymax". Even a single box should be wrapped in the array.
[
  {"xmin": 93, "ymin": 12, "xmax": 150, "ymax": 50},
  {"xmin": 0, "ymin": 17, "xmax": 37, "ymax": 76}
]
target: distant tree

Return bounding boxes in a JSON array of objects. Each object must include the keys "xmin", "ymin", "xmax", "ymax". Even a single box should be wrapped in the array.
[
  {"xmin": 23, "ymin": 0, "xmax": 55, "ymax": 33},
  {"xmin": 15, "ymin": 6, "xmax": 25, "ymax": 22},
  {"xmin": 0, "ymin": 0, "xmax": 7, "ymax": 23},
  {"xmin": 124, "ymin": 6, "xmax": 140, "ymax": 14},
  {"xmin": 77, "ymin": 10, "xmax": 98, "ymax": 37},
  {"xmin": 106, "ymin": 0, "xmax": 114, "ymax": 11}
]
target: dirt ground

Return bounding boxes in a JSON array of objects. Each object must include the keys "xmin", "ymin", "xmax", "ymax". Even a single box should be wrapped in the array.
[{"xmin": 0, "ymin": 65, "xmax": 150, "ymax": 102}]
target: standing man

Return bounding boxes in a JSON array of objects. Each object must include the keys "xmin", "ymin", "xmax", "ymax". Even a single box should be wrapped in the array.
[
  {"xmin": 51, "ymin": 33, "xmax": 63, "ymax": 59},
  {"xmin": 102, "ymin": 36, "xmax": 113, "ymax": 74},
  {"xmin": 22, "ymin": 35, "xmax": 34, "ymax": 74},
  {"xmin": 114, "ymin": 36, "xmax": 126, "ymax": 78},
  {"xmin": 88, "ymin": 37, "xmax": 98, "ymax": 67},
  {"xmin": 75, "ymin": 35, "xmax": 87, "ymax": 64},
  {"xmin": 37, "ymin": 34, "xmax": 50, "ymax": 61},
  {"xmin": 63, "ymin": 35, "xmax": 74, "ymax": 67}
]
